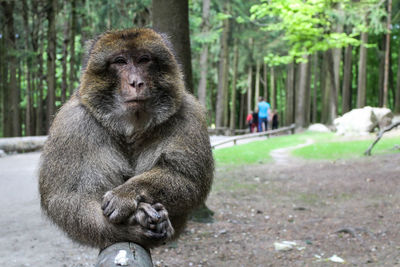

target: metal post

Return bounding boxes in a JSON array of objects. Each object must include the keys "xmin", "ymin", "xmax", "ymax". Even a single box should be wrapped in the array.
[{"xmin": 96, "ymin": 242, "xmax": 153, "ymax": 267}]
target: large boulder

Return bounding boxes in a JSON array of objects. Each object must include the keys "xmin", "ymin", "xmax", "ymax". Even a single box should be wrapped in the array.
[
  {"xmin": 308, "ymin": 123, "xmax": 331, "ymax": 133},
  {"xmin": 334, "ymin": 107, "xmax": 394, "ymax": 135},
  {"xmin": 334, "ymin": 106, "xmax": 377, "ymax": 135},
  {"xmin": 372, "ymin": 107, "xmax": 393, "ymax": 128}
]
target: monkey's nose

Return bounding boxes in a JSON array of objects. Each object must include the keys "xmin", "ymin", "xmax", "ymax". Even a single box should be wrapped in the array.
[{"xmin": 130, "ymin": 80, "xmax": 145, "ymax": 91}]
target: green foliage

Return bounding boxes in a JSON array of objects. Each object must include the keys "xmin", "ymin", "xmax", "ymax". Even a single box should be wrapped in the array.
[{"xmin": 249, "ymin": 0, "xmax": 386, "ymax": 65}]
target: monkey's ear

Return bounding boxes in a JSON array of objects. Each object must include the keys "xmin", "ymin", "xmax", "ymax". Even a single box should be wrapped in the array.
[
  {"xmin": 157, "ymin": 32, "xmax": 178, "ymax": 59},
  {"xmin": 81, "ymin": 37, "xmax": 100, "ymax": 71}
]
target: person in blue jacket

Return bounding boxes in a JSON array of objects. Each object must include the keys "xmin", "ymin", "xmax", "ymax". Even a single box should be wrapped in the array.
[{"xmin": 258, "ymin": 96, "xmax": 270, "ymax": 132}]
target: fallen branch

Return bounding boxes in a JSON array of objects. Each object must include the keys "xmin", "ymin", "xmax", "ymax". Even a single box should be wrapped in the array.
[{"xmin": 364, "ymin": 121, "xmax": 400, "ymax": 156}]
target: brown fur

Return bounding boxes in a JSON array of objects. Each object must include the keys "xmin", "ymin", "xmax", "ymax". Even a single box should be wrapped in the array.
[{"xmin": 38, "ymin": 28, "xmax": 214, "ymax": 249}]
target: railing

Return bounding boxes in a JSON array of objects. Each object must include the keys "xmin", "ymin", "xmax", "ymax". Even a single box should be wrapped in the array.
[
  {"xmin": 211, "ymin": 124, "xmax": 296, "ymax": 149},
  {"xmin": 96, "ymin": 242, "xmax": 153, "ymax": 267}
]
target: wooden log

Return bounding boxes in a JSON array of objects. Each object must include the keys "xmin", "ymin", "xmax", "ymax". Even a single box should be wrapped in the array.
[
  {"xmin": 96, "ymin": 242, "xmax": 153, "ymax": 267},
  {"xmin": 0, "ymin": 136, "xmax": 47, "ymax": 153}
]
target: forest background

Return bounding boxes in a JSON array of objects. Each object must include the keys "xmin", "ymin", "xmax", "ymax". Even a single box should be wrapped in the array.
[{"xmin": 0, "ymin": 0, "xmax": 399, "ymax": 137}]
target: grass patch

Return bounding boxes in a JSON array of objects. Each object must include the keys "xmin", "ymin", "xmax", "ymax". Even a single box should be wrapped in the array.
[
  {"xmin": 213, "ymin": 132, "xmax": 322, "ymax": 166},
  {"xmin": 213, "ymin": 131, "xmax": 400, "ymax": 165},
  {"xmin": 292, "ymin": 135, "xmax": 400, "ymax": 160}
]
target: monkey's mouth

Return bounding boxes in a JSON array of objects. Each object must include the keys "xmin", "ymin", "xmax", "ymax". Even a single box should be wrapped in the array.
[{"xmin": 124, "ymin": 97, "xmax": 151, "ymax": 107}]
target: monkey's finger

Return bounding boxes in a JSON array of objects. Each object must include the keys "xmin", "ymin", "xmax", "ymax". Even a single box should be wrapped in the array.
[
  {"xmin": 138, "ymin": 203, "xmax": 161, "ymax": 222},
  {"xmin": 143, "ymin": 229, "xmax": 167, "ymax": 241},
  {"xmin": 103, "ymin": 203, "xmax": 115, "ymax": 217},
  {"xmin": 152, "ymin": 203, "xmax": 164, "ymax": 211},
  {"xmin": 101, "ymin": 191, "xmax": 113, "ymax": 210}
]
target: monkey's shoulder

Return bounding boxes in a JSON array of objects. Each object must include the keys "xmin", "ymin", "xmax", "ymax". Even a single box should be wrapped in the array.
[{"xmin": 47, "ymin": 97, "xmax": 112, "ymax": 148}]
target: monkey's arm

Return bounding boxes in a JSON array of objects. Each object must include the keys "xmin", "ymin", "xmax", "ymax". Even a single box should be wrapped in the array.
[
  {"xmin": 102, "ymin": 104, "xmax": 214, "ymax": 229},
  {"xmin": 39, "ymin": 99, "xmax": 171, "ymax": 248}
]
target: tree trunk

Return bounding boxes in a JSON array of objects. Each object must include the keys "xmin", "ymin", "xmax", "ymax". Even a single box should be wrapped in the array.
[
  {"xmin": 197, "ymin": 0, "xmax": 210, "ymax": 107},
  {"xmin": 395, "ymin": 45, "xmax": 400, "ymax": 113},
  {"xmin": 68, "ymin": 0, "xmax": 77, "ymax": 97},
  {"xmin": 321, "ymin": 51, "xmax": 330, "ymax": 124},
  {"xmin": 254, "ymin": 59, "xmax": 261, "ymax": 105},
  {"xmin": 2, "ymin": 1, "xmax": 20, "ymax": 137},
  {"xmin": 239, "ymin": 91, "xmax": 245, "ymax": 129},
  {"xmin": 230, "ymin": 39, "xmax": 239, "ymax": 132},
  {"xmin": 246, "ymin": 38, "xmax": 253, "ymax": 114},
  {"xmin": 296, "ymin": 56, "xmax": 310, "ymax": 128},
  {"xmin": 46, "ymin": 0, "xmax": 57, "ymax": 130},
  {"xmin": 285, "ymin": 62, "xmax": 295, "ymax": 125},
  {"xmin": 36, "ymin": 33, "xmax": 45, "ymax": 136},
  {"xmin": 247, "ymin": 65, "xmax": 253, "ymax": 114},
  {"xmin": 311, "ymin": 53, "xmax": 319, "ymax": 123},
  {"xmin": 342, "ymin": 45, "xmax": 353, "ymax": 114},
  {"xmin": 270, "ymin": 67, "xmax": 276, "ymax": 110},
  {"xmin": 327, "ymin": 49, "xmax": 338, "ymax": 123},
  {"xmin": 61, "ymin": 0, "xmax": 70, "ymax": 104},
  {"xmin": 378, "ymin": 36, "xmax": 385, "ymax": 106},
  {"xmin": 22, "ymin": 0, "xmax": 33, "ymax": 136},
  {"xmin": 263, "ymin": 62, "xmax": 268, "ymax": 101},
  {"xmin": 152, "ymin": 0, "xmax": 193, "ymax": 93},
  {"xmin": 0, "ymin": 23, "xmax": 5, "ymax": 136},
  {"xmin": 215, "ymin": 4, "xmax": 230, "ymax": 128},
  {"xmin": 382, "ymin": 0, "xmax": 392, "ymax": 107},
  {"xmin": 357, "ymin": 31, "xmax": 368, "ymax": 108}
]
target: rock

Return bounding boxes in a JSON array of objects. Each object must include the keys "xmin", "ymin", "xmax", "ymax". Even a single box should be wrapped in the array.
[
  {"xmin": 308, "ymin": 123, "xmax": 331, "ymax": 133},
  {"xmin": 371, "ymin": 107, "xmax": 393, "ymax": 129},
  {"xmin": 0, "ymin": 149, "xmax": 6, "ymax": 157},
  {"xmin": 334, "ymin": 106, "xmax": 378, "ymax": 135}
]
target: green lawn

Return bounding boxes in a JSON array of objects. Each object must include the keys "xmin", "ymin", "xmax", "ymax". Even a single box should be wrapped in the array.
[
  {"xmin": 213, "ymin": 131, "xmax": 400, "ymax": 165},
  {"xmin": 293, "ymin": 134, "xmax": 400, "ymax": 160}
]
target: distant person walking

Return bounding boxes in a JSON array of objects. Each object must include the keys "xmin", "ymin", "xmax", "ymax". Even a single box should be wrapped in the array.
[
  {"xmin": 258, "ymin": 97, "xmax": 270, "ymax": 131},
  {"xmin": 272, "ymin": 110, "xmax": 279, "ymax": 130},
  {"xmin": 252, "ymin": 109, "xmax": 259, "ymax": 132},
  {"xmin": 246, "ymin": 111, "xmax": 253, "ymax": 133}
]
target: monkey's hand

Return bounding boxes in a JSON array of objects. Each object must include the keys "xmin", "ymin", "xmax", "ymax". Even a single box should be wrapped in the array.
[
  {"xmin": 130, "ymin": 202, "xmax": 174, "ymax": 241},
  {"xmin": 101, "ymin": 190, "xmax": 139, "ymax": 224}
]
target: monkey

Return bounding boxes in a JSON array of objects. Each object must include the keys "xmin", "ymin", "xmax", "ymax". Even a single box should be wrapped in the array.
[{"xmin": 38, "ymin": 28, "xmax": 214, "ymax": 249}]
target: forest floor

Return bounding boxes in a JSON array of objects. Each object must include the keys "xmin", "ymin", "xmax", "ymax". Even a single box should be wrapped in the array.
[
  {"xmin": 152, "ymin": 142, "xmax": 400, "ymax": 266},
  {"xmin": 1, "ymin": 134, "xmax": 400, "ymax": 267}
]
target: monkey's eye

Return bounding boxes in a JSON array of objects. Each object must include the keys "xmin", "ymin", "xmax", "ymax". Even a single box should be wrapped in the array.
[
  {"xmin": 112, "ymin": 56, "xmax": 127, "ymax": 64},
  {"xmin": 138, "ymin": 55, "xmax": 151, "ymax": 64}
]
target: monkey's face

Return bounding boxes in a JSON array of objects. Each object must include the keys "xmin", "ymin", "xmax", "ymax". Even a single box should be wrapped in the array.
[{"xmin": 80, "ymin": 28, "xmax": 185, "ymax": 135}]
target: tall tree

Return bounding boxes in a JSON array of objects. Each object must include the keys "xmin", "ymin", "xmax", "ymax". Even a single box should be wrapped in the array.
[
  {"xmin": 22, "ymin": 0, "xmax": 33, "ymax": 136},
  {"xmin": 396, "ymin": 46, "xmax": 400, "ymax": 113},
  {"xmin": 295, "ymin": 56, "xmax": 310, "ymax": 128},
  {"xmin": 197, "ymin": 0, "xmax": 210, "ymax": 107},
  {"xmin": 46, "ymin": 0, "xmax": 57, "ymax": 129},
  {"xmin": 230, "ymin": 38, "xmax": 239, "ymax": 132},
  {"xmin": 68, "ymin": 0, "xmax": 77, "ymax": 96},
  {"xmin": 285, "ymin": 62, "xmax": 295, "ymax": 126},
  {"xmin": 152, "ymin": 0, "xmax": 194, "ymax": 93},
  {"xmin": 342, "ymin": 45, "xmax": 353, "ymax": 113},
  {"xmin": 2, "ymin": 0, "xmax": 19, "ymax": 136},
  {"xmin": 215, "ymin": 2, "xmax": 230, "ymax": 129},
  {"xmin": 357, "ymin": 31, "xmax": 368, "ymax": 108},
  {"xmin": 61, "ymin": 0, "xmax": 70, "ymax": 104},
  {"xmin": 254, "ymin": 59, "xmax": 261, "ymax": 105},
  {"xmin": 382, "ymin": 0, "xmax": 392, "ymax": 107}
]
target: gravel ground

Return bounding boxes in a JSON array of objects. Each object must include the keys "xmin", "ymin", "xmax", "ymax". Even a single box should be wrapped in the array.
[{"xmin": 1, "ymin": 138, "xmax": 400, "ymax": 266}]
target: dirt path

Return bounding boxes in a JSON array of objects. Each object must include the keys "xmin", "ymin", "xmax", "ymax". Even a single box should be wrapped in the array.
[{"xmin": 270, "ymin": 138, "xmax": 314, "ymax": 166}]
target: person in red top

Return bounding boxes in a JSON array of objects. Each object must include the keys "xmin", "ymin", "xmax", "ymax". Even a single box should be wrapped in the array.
[{"xmin": 246, "ymin": 111, "xmax": 253, "ymax": 133}]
